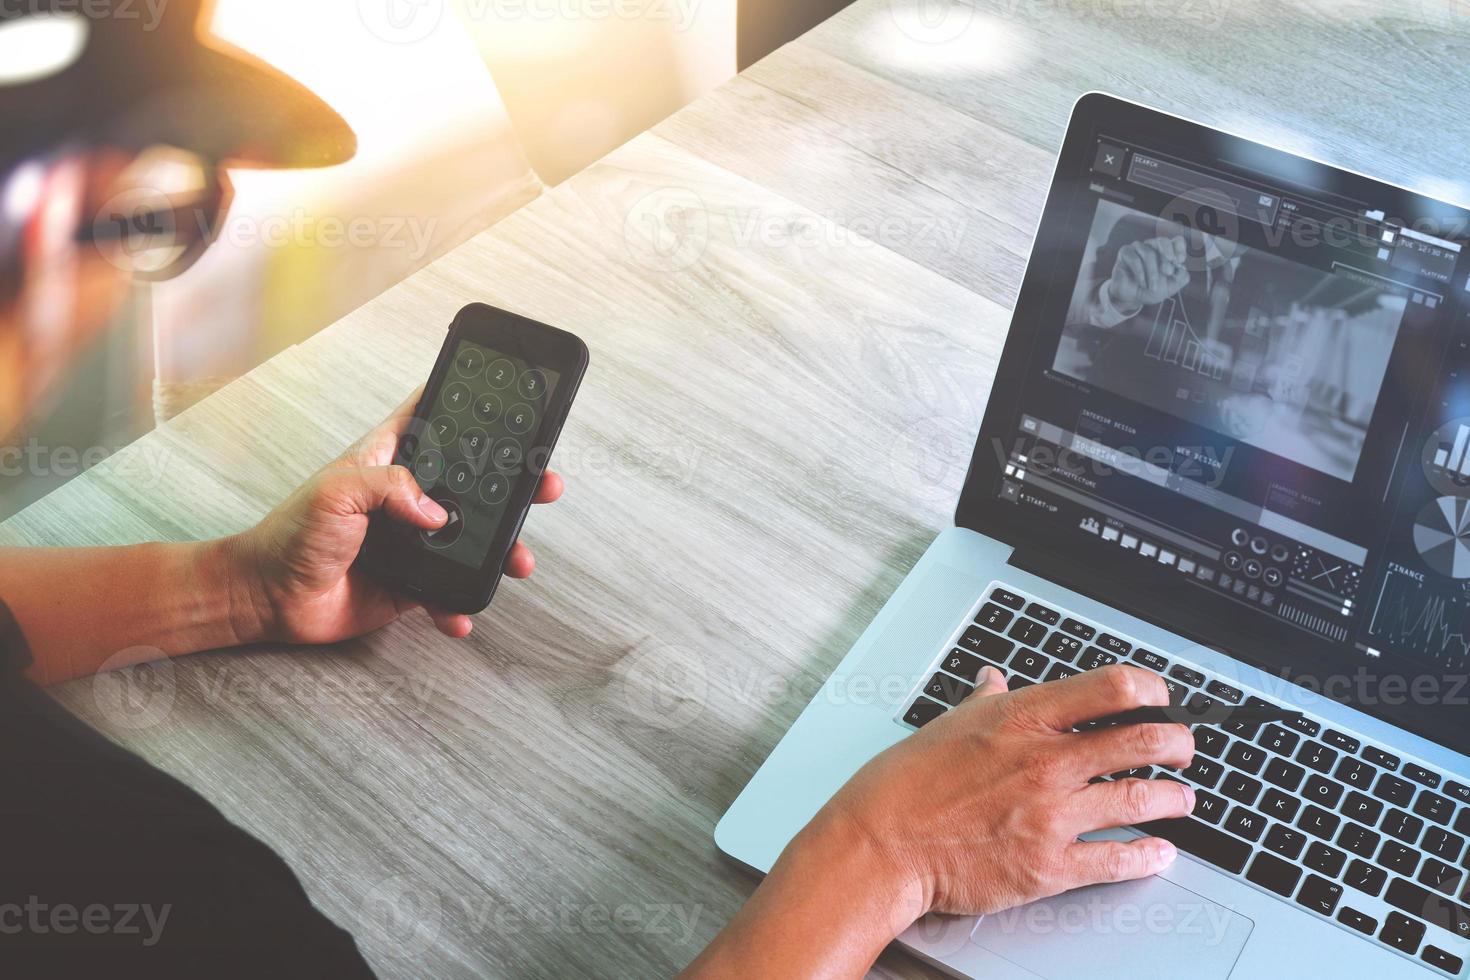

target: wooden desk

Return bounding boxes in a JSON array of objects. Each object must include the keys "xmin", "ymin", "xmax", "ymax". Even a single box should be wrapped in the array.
[{"xmin": 5, "ymin": 1, "xmax": 1467, "ymax": 975}]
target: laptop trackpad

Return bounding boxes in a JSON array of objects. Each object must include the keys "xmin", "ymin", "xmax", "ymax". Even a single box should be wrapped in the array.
[{"xmin": 970, "ymin": 876, "xmax": 1253, "ymax": 979}]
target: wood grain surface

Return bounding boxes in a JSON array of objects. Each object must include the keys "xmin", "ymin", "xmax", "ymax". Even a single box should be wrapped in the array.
[{"xmin": 4, "ymin": 0, "xmax": 1467, "ymax": 975}]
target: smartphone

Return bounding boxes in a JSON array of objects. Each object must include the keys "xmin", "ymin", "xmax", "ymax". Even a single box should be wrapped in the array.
[{"xmin": 357, "ymin": 303, "xmax": 589, "ymax": 612}]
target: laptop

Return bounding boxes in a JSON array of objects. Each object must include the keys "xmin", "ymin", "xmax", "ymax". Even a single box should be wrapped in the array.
[{"xmin": 716, "ymin": 93, "xmax": 1470, "ymax": 978}]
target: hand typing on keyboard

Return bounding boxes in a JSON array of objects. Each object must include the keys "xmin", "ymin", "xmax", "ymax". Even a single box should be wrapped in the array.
[{"xmin": 685, "ymin": 665, "xmax": 1197, "ymax": 978}]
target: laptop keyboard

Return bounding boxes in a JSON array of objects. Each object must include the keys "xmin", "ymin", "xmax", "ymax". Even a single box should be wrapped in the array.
[{"xmin": 899, "ymin": 583, "xmax": 1470, "ymax": 976}]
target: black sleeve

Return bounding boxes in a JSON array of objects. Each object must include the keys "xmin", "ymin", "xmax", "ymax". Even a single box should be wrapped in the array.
[{"xmin": 0, "ymin": 600, "xmax": 377, "ymax": 978}]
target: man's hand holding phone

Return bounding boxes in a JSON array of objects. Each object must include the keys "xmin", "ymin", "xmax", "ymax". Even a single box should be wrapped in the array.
[{"xmin": 221, "ymin": 389, "xmax": 564, "ymax": 646}]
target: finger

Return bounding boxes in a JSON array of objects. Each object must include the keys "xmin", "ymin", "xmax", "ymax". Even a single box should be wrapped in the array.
[
  {"xmin": 1138, "ymin": 241, "xmax": 1163, "ymax": 292},
  {"xmin": 1168, "ymin": 235, "xmax": 1188, "ymax": 264},
  {"xmin": 339, "ymin": 387, "xmax": 428, "ymax": 467},
  {"xmin": 1010, "ymin": 665, "xmax": 1168, "ymax": 732},
  {"xmin": 317, "ymin": 464, "xmax": 446, "ymax": 530},
  {"xmin": 1070, "ymin": 722, "xmax": 1195, "ymax": 775},
  {"xmin": 952, "ymin": 665, "xmax": 1008, "ymax": 708},
  {"xmin": 1065, "ymin": 837, "xmax": 1178, "ymax": 889},
  {"xmin": 504, "ymin": 542, "xmax": 536, "ymax": 579},
  {"xmin": 1076, "ymin": 777, "xmax": 1196, "ymax": 833},
  {"xmin": 1116, "ymin": 249, "xmax": 1145, "ymax": 294},
  {"xmin": 533, "ymin": 470, "xmax": 564, "ymax": 505},
  {"xmin": 427, "ymin": 605, "xmax": 473, "ymax": 638},
  {"xmin": 972, "ymin": 665, "xmax": 1009, "ymax": 699}
]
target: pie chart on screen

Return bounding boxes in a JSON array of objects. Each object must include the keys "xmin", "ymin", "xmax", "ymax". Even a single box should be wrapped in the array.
[{"xmin": 1414, "ymin": 496, "xmax": 1470, "ymax": 579}]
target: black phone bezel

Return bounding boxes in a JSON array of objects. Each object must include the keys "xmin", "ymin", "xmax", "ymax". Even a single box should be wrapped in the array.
[{"xmin": 359, "ymin": 302, "xmax": 589, "ymax": 613}]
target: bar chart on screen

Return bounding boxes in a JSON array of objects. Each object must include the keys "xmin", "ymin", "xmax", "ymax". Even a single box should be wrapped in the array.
[{"xmin": 1423, "ymin": 418, "xmax": 1470, "ymax": 494}]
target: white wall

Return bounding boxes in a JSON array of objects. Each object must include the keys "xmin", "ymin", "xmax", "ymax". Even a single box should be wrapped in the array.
[{"xmin": 451, "ymin": 0, "xmax": 739, "ymax": 184}]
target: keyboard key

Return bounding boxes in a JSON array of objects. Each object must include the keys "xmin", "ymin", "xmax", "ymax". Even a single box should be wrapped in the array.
[
  {"xmin": 941, "ymin": 649, "xmax": 986, "ymax": 683},
  {"xmin": 1374, "ymin": 773, "xmax": 1415, "ymax": 807},
  {"xmin": 1263, "ymin": 758, "xmax": 1305, "ymax": 792},
  {"xmin": 1258, "ymin": 725, "xmax": 1299, "ymax": 756},
  {"xmin": 1226, "ymin": 742, "xmax": 1267, "ymax": 775},
  {"xmin": 1415, "ymin": 791, "xmax": 1455, "ymax": 825},
  {"xmin": 1296, "ymin": 740, "xmax": 1337, "ymax": 774},
  {"xmin": 1024, "ymin": 602, "xmax": 1060, "ymax": 625},
  {"xmin": 1059, "ymin": 617, "xmax": 1095, "ymax": 640},
  {"xmin": 921, "ymin": 672, "xmax": 973, "ymax": 706},
  {"xmin": 1456, "ymin": 808, "xmax": 1470, "ymax": 837},
  {"xmin": 1323, "ymin": 729, "xmax": 1360, "ymax": 752},
  {"xmin": 1261, "ymin": 788, "xmax": 1300, "ymax": 822},
  {"xmin": 957, "ymin": 627, "xmax": 1014, "ymax": 665},
  {"xmin": 1095, "ymin": 633, "xmax": 1131, "ymax": 655},
  {"xmin": 1162, "ymin": 679, "xmax": 1188, "ymax": 706},
  {"xmin": 1423, "ymin": 946, "xmax": 1464, "ymax": 975},
  {"xmin": 1380, "ymin": 841, "xmax": 1419, "ymax": 876},
  {"xmin": 1112, "ymin": 766, "xmax": 1154, "ymax": 781},
  {"xmin": 1405, "ymin": 763, "xmax": 1442, "ymax": 788},
  {"xmin": 1224, "ymin": 806, "xmax": 1268, "ymax": 842},
  {"xmin": 1194, "ymin": 727, "xmax": 1228, "ymax": 758},
  {"xmin": 1009, "ymin": 648, "xmax": 1048, "ymax": 679},
  {"xmin": 1182, "ymin": 757, "xmax": 1224, "ymax": 789},
  {"xmin": 1337, "ymin": 907, "xmax": 1376, "ymax": 935},
  {"xmin": 1225, "ymin": 697, "xmax": 1271, "ymax": 737},
  {"xmin": 1264, "ymin": 824, "xmax": 1306, "ymax": 859},
  {"xmin": 1305, "ymin": 841, "xmax": 1346, "ymax": 877},
  {"xmin": 903, "ymin": 697, "xmax": 947, "ymax": 728},
  {"xmin": 1362, "ymin": 746, "xmax": 1399, "ymax": 771},
  {"xmin": 1009, "ymin": 676, "xmax": 1035, "ymax": 691},
  {"xmin": 1078, "ymin": 648, "xmax": 1118, "ymax": 671},
  {"xmin": 975, "ymin": 602, "xmax": 1014, "ymax": 631},
  {"xmin": 1137, "ymin": 814, "xmax": 1252, "ymax": 873},
  {"xmin": 1419, "ymin": 858, "xmax": 1464, "ymax": 896},
  {"xmin": 1337, "ymin": 822, "xmax": 1380, "ymax": 859},
  {"xmin": 1383, "ymin": 808, "xmax": 1424, "ymax": 845},
  {"xmin": 1345, "ymin": 858, "xmax": 1387, "ymax": 896},
  {"xmin": 1131, "ymin": 648, "xmax": 1168, "ymax": 671},
  {"xmin": 1183, "ymin": 693, "xmax": 1218, "ymax": 721},
  {"xmin": 1169, "ymin": 665, "xmax": 1205, "ymax": 687},
  {"xmin": 1336, "ymin": 757, "xmax": 1377, "ymax": 790},
  {"xmin": 1304, "ymin": 775, "xmax": 1344, "ymax": 808},
  {"xmin": 1246, "ymin": 851, "xmax": 1301, "ymax": 896},
  {"xmin": 1446, "ymin": 781, "xmax": 1470, "ymax": 804},
  {"xmin": 1205, "ymin": 680, "xmax": 1243, "ymax": 703},
  {"xmin": 1340, "ymin": 791, "xmax": 1382, "ymax": 826},
  {"xmin": 1287, "ymin": 715, "xmax": 1321, "ymax": 737},
  {"xmin": 1296, "ymin": 874, "xmax": 1342, "ymax": 916},
  {"xmin": 1182, "ymin": 789, "xmax": 1223, "ymax": 825},
  {"xmin": 990, "ymin": 588, "xmax": 1025, "ymax": 609},
  {"xmin": 1042, "ymin": 632, "xmax": 1083, "ymax": 662},
  {"xmin": 1385, "ymin": 877, "xmax": 1470, "ymax": 940},
  {"xmin": 1299, "ymin": 805, "xmax": 1341, "ymax": 840},
  {"xmin": 1424, "ymin": 827, "xmax": 1464, "ymax": 863},
  {"xmin": 1008, "ymin": 618, "xmax": 1048, "ymax": 646},
  {"xmin": 1380, "ymin": 910, "xmax": 1426, "ymax": 954},
  {"xmin": 1043, "ymin": 663, "xmax": 1079, "ymax": 683},
  {"xmin": 1221, "ymin": 772, "xmax": 1262, "ymax": 806}
]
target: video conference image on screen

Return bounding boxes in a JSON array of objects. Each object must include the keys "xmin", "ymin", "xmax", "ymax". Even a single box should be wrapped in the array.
[{"xmin": 1053, "ymin": 199, "xmax": 1407, "ymax": 482}]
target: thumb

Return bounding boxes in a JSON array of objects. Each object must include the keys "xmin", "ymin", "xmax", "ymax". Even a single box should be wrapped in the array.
[
  {"xmin": 968, "ymin": 665, "xmax": 1009, "ymax": 700},
  {"xmin": 315, "ymin": 465, "xmax": 447, "ymax": 530}
]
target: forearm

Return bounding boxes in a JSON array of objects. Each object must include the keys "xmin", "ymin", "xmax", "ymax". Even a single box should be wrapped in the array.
[
  {"xmin": 683, "ymin": 813, "xmax": 923, "ymax": 979},
  {"xmin": 0, "ymin": 538, "xmax": 255, "ymax": 685}
]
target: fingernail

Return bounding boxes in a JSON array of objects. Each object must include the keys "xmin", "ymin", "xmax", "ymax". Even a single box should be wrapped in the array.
[
  {"xmin": 1155, "ymin": 841, "xmax": 1177, "ymax": 867},
  {"xmin": 419, "ymin": 497, "xmax": 448, "ymax": 524},
  {"xmin": 1184, "ymin": 786, "xmax": 1198, "ymax": 810},
  {"xmin": 978, "ymin": 666, "xmax": 999, "ymax": 684}
]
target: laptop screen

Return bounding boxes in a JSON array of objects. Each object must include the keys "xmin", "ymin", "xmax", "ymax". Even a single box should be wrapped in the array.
[{"xmin": 961, "ymin": 94, "xmax": 1470, "ymax": 754}]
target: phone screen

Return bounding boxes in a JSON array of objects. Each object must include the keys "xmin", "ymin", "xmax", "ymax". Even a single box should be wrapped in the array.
[{"xmin": 401, "ymin": 340, "xmax": 561, "ymax": 568}]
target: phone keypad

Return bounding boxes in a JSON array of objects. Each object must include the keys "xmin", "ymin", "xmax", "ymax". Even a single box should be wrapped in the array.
[{"xmin": 399, "ymin": 341, "xmax": 559, "ymax": 563}]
